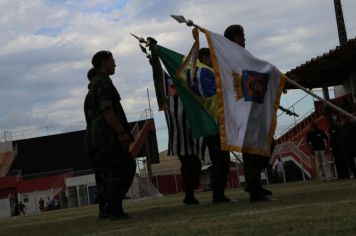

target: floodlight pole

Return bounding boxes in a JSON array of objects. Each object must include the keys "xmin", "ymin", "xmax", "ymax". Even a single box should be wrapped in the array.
[
  {"xmin": 333, "ymin": 0, "xmax": 348, "ymax": 46},
  {"xmin": 322, "ymin": 0, "xmax": 348, "ymax": 100}
]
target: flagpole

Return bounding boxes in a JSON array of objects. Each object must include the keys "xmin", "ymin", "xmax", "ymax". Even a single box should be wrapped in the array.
[{"xmin": 286, "ymin": 78, "xmax": 356, "ymax": 121}]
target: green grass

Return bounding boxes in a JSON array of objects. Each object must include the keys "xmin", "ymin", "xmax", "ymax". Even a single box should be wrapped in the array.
[{"xmin": 1, "ymin": 180, "xmax": 356, "ymax": 236}]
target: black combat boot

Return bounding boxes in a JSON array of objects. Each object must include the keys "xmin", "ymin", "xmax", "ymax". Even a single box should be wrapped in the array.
[
  {"xmin": 248, "ymin": 186, "xmax": 270, "ymax": 202},
  {"xmin": 249, "ymin": 193, "xmax": 269, "ymax": 202},
  {"xmin": 212, "ymin": 188, "xmax": 231, "ymax": 203},
  {"xmin": 108, "ymin": 201, "xmax": 130, "ymax": 220},
  {"xmin": 244, "ymin": 186, "xmax": 272, "ymax": 196},
  {"xmin": 183, "ymin": 191, "xmax": 199, "ymax": 205},
  {"xmin": 98, "ymin": 202, "xmax": 110, "ymax": 219}
]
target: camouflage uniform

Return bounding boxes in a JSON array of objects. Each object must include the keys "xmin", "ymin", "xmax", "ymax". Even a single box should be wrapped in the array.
[{"xmin": 84, "ymin": 74, "xmax": 136, "ymax": 210}]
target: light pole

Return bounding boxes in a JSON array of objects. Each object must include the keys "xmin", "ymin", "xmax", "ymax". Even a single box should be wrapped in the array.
[{"xmin": 333, "ymin": 0, "xmax": 348, "ymax": 46}]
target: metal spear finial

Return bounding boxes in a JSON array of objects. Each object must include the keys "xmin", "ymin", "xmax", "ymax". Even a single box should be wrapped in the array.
[
  {"xmin": 171, "ymin": 15, "xmax": 203, "ymax": 30},
  {"xmin": 130, "ymin": 33, "xmax": 147, "ymax": 44}
]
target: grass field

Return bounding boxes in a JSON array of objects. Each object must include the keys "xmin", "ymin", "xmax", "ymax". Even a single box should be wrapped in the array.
[{"xmin": 0, "ymin": 180, "xmax": 355, "ymax": 236}]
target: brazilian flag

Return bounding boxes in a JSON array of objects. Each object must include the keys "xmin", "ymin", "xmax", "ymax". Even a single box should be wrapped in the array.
[{"xmin": 150, "ymin": 42, "xmax": 219, "ymax": 138}]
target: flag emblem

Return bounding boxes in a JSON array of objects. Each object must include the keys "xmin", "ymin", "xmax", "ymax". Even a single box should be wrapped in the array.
[{"xmin": 242, "ymin": 70, "xmax": 269, "ymax": 104}]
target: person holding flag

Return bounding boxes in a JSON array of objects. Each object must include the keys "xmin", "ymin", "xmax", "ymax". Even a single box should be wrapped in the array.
[
  {"xmin": 144, "ymin": 36, "xmax": 232, "ymax": 204},
  {"xmin": 164, "ymin": 79, "xmax": 204, "ymax": 205},
  {"xmin": 197, "ymin": 48, "xmax": 231, "ymax": 203},
  {"xmin": 177, "ymin": 21, "xmax": 283, "ymax": 202},
  {"xmin": 222, "ymin": 24, "xmax": 274, "ymax": 201},
  {"xmin": 144, "ymin": 20, "xmax": 286, "ymax": 202},
  {"xmin": 144, "ymin": 38, "xmax": 204, "ymax": 205}
]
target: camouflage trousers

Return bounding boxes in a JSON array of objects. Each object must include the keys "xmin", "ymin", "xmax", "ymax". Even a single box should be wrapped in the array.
[
  {"xmin": 242, "ymin": 153, "xmax": 270, "ymax": 194},
  {"xmin": 204, "ymin": 135, "xmax": 230, "ymax": 190},
  {"xmin": 89, "ymin": 148, "xmax": 136, "ymax": 206},
  {"xmin": 178, "ymin": 155, "xmax": 202, "ymax": 192}
]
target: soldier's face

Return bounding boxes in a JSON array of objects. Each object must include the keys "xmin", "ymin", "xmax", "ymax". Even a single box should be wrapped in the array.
[
  {"xmin": 234, "ymin": 34, "xmax": 246, "ymax": 48},
  {"xmin": 102, "ymin": 57, "xmax": 116, "ymax": 75},
  {"xmin": 106, "ymin": 57, "xmax": 116, "ymax": 75},
  {"xmin": 201, "ymin": 55, "xmax": 212, "ymax": 67}
]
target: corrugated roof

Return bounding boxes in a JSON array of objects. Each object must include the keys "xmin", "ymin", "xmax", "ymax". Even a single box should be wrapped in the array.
[{"xmin": 285, "ymin": 37, "xmax": 356, "ymax": 89}]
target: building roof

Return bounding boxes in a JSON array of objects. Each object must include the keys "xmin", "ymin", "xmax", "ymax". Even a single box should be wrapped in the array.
[
  {"xmin": 285, "ymin": 37, "xmax": 356, "ymax": 89},
  {"xmin": 0, "ymin": 176, "xmax": 19, "ymax": 198},
  {"xmin": 0, "ymin": 176, "xmax": 19, "ymax": 190},
  {"xmin": 17, "ymin": 175, "xmax": 63, "ymax": 193},
  {"xmin": 10, "ymin": 119, "xmax": 157, "ymax": 176},
  {"xmin": 0, "ymin": 175, "xmax": 63, "ymax": 197}
]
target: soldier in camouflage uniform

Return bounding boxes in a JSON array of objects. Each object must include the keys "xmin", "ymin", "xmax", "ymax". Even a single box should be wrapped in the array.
[
  {"xmin": 84, "ymin": 51, "xmax": 136, "ymax": 219},
  {"xmin": 85, "ymin": 68, "xmax": 106, "ymax": 216}
]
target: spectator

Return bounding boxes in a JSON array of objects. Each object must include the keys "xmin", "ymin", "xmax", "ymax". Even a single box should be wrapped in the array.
[
  {"xmin": 18, "ymin": 201, "xmax": 26, "ymax": 215},
  {"xmin": 328, "ymin": 117, "xmax": 350, "ymax": 179},
  {"xmin": 46, "ymin": 197, "xmax": 53, "ymax": 211},
  {"xmin": 276, "ymin": 157, "xmax": 285, "ymax": 182},
  {"xmin": 39, "ymin": 197, "xmax": 45, "ymax": 212},
  {"xmin": 338, "ymin": 119, "xmax": 356, "ymax": 177},
  {"xmin": 307, "ymin": 122, "xmax": 329, "ymax": 181}
]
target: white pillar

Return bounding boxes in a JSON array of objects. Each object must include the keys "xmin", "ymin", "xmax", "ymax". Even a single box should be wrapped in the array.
[
  {"xmin": 86, "ymin": 185, "xmax": 90, "ymax": 206},
  {"xmin": 34, "ymin": 190, "xmax": 38, "ymax": 213},
  {"xmin": 59, "ymin": 191, "xmax": 63, "ymax": 209},
  {"xmin": 282, "ymin": 159, "xmax": 286, "ymax": 184},
  {"xmin": 76, "ymin": 186, "xmax": 80, "ymax": 207},
  {"xmin": 265, "ymin": 169, "xmax": 269, "ymax": 185},
  {"xmin": 67, "ymin": 189, "xmax": 71, "ymax": 208}
]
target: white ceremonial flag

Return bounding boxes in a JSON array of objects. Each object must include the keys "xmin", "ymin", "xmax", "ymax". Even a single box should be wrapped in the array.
[{"xmin": 204, "ymin": 30, "xmax": 286, "ymax": 156}]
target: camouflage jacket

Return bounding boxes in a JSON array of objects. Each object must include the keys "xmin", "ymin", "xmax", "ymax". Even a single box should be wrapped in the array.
[{"xmin": 84, "ymin": 74, "xmax": 130, "ymax": 152}]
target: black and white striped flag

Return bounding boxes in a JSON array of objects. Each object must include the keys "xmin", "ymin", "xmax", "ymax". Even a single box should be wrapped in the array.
[{"xmin": 163, "ymin": 72, "xmax": 205, "ymax": 159}]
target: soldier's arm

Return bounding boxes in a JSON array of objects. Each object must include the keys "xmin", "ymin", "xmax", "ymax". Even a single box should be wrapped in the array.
[
  {"xmin": 96, "ymin": 81, "xmax": 130, "ymax": 145},
  {"xmin": 103, "ymin": 109, "xmax": 130, "ymax": 143}
]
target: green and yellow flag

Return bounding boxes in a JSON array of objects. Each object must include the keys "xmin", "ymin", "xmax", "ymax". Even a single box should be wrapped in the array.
[{"xmin": 148, "ymin": 41, "xmax": 219, "ymax": 138}]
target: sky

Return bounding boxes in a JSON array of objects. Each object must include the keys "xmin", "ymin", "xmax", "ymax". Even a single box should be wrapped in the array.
[{"xmin": 0, "ymin": 0, "xmax": 356, "ymax": 150}]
